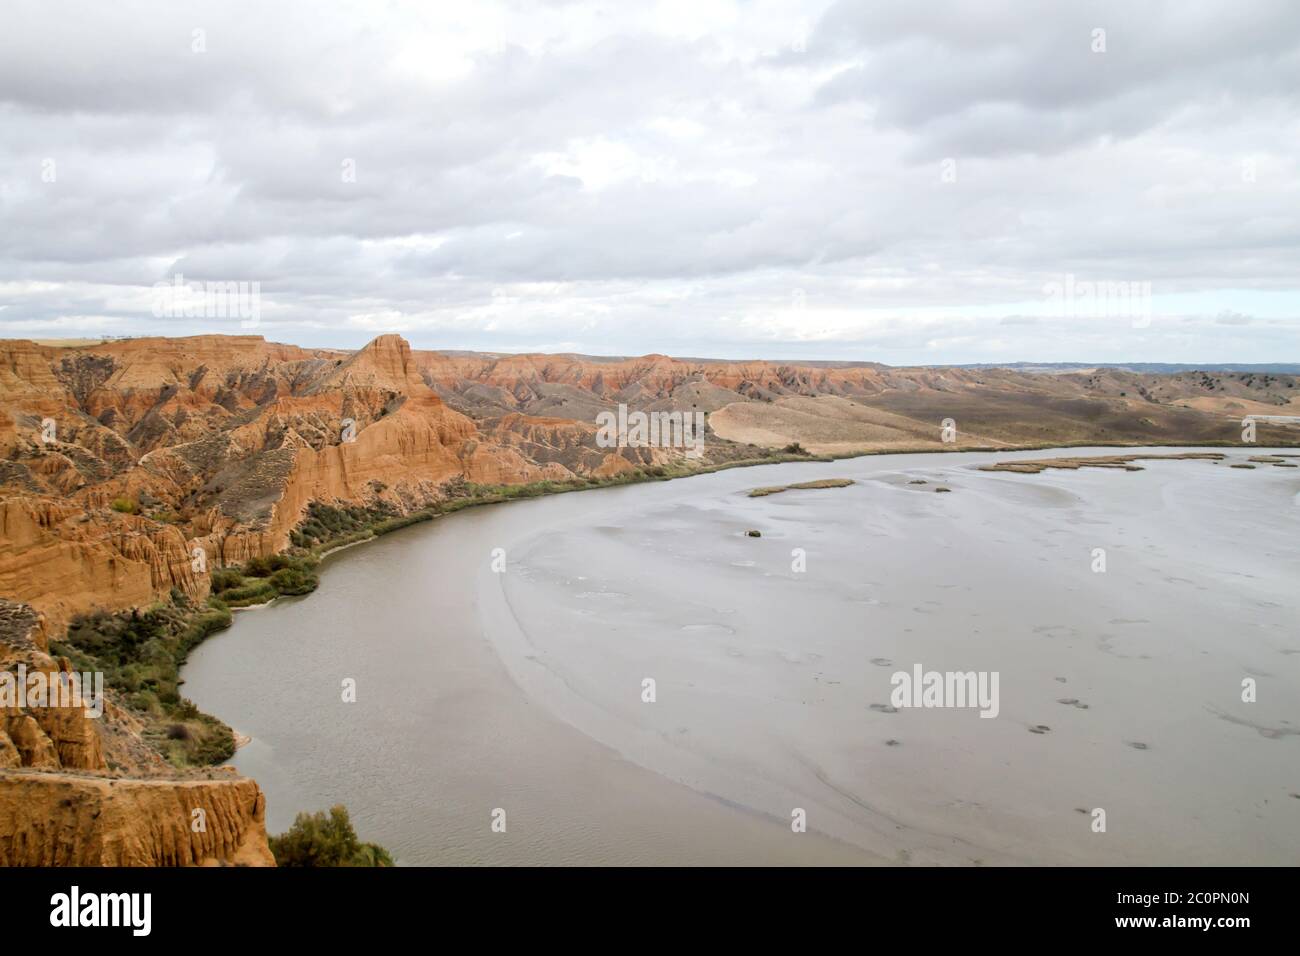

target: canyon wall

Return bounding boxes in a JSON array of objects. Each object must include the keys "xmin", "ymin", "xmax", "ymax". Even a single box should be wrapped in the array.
[{"xmin": 0, "ymin": 772, "xmax": 273, "ymax": 867}]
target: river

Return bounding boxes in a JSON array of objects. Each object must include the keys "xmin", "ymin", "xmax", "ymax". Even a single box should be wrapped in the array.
[{"xmin": 181, "ymin": 447, "xmax": 1300, "ymax": 865}]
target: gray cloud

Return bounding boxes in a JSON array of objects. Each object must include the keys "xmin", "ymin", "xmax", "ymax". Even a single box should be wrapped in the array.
[{"xmin": 0, "ymin": 0, "xmax": 1297, "ymax": 362}]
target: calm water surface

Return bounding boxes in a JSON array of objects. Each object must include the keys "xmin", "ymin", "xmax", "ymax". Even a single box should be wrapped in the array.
[{"xmin": 182, "ymin": 447, "xmax": 1300, "ymax": 864}]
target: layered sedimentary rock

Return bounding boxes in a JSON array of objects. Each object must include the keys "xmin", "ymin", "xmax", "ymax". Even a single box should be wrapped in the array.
[
  {"xmin": 0, "ymin": 498, "xmax": 207, "ymax": 638},
  {"xmin": 0, "ymin": 772, "xmax": 273, "ymax": 867},
  {"xmin": 0, "ymin": 599, "xmax": 107, "ymax": 772}
]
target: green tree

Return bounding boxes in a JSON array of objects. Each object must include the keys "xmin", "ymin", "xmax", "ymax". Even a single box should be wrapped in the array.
[
  {"xmin": 269, "ymin": 566, "xmax": 316, "ymax": 595},
  {"xmin": 269, "ymin": 805, "xmax": 394, "ymax": 867}
]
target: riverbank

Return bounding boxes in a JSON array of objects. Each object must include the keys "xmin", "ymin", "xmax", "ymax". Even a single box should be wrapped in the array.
[
  {"xmin": 143, "ymin": 439, "xmax": 1300, "ymax": 766},
  {"xmin": 181, "ymin": 444, "xmax": 1300, "ymax": 864},
  {"xmin": 219, "ymin": 436, "xmax": 1300, "ymax": 609}
]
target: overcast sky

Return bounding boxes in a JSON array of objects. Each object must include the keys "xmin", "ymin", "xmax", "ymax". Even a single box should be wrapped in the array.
[{"xmin": 1, "ymin": 0, "xmax": 1298, "ymax": 363}]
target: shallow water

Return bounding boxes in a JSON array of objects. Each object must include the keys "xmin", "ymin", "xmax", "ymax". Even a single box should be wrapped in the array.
[{"xmin": 182, "ymin": 447, "xmax": 1300, "ymax": 864}]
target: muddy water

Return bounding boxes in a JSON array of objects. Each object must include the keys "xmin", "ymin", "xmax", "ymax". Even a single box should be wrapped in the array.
[{"xmin": 182, "ymin": 447, "xmax": 1300, "ymax": 864}]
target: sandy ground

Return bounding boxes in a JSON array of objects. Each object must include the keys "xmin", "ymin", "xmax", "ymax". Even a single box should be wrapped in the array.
[{"xmin": 709, "ymin": 395, "xmax": 1022, "ymax": 454}]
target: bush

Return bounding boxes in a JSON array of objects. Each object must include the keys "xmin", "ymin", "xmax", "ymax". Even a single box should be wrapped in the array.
[
  {"xmin": 290, "ymin": 501, "xmax": 401, "ymax": 550},
  {"xmin": 269, "ymin": 566, "xmax": 316, "ymax": 596},
  {"xmin": 110, "ymin": 498, "xmax": 139, "ymax": 514},
  {"xmin": 209, "ymin": 556, "xmax": 318, "ymax": 606},
  {"xmin": 243, "ymin": 554, "xmax": 297, "ymax": 577},
  {"xmin": 55, "ymin": 600, "xmax": 237, "ymax": 768},
  {"xmin": 781, "ymin": 442, "xmax": 809, "ymax": 455},
  {"xmin": 215, "ymin": 578, "xmax": 277, "ymax": 607},
  {"xmin": 270, "ymin": 805, "xmax": 394, "ymax": 867},
  {"xmin": 209, "ymin": 568, "xmax": 244, "ymax": 591}
]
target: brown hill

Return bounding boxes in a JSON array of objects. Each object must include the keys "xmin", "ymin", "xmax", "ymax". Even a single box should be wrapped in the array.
[{"xmin": 2, "ymin": 333, "xmax": 1298, "ymax": 634}]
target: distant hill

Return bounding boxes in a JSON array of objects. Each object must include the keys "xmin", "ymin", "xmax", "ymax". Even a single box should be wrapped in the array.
[{"xmin": 944, "ymin": 362, "xmax": 1300, "ymax": 374}]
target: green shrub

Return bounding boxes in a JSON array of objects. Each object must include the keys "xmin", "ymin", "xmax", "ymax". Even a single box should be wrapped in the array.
[
  {"xmin": 209, "ymin": 555, "xmax": 318, "ymax": 606},
  {"xmin": 110, "ymin": 498, "xmax": 139, "ymax": 514},
  {"xmin": 290, "ymin": 501, "xmax": 402, "ymax": 550},
  {"xmin": 269, "ymin": 566, "xmax": 316, "ymax": 596},
  {"xmin": 216, "ymin": 579, "xmax": 277, "ymax": 607},
  {"xmin": 55, "ymin": 600, "xmax": 236, "ymax": 768},
  {"xmin": 269, "ymin": 805, "xmax": 394, "ymax": 867},
  {"xmin": 209, "ymin": 568, "xmax": 244, "ymax": 591}
]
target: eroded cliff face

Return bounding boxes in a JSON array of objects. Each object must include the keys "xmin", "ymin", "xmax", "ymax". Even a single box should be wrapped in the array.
[
  {"xmin": 8, "ymin": 332, "xmax": 1294, "ymax": 631},
  {"xmin": 0, "ymin": 334, "xmax": 586, "ymax": 632},
  {"xmin": 1, "ymin": 600, "xmax": 108, "ymax": 773},
  {"xmin": 0, "ymin": 599, "xmax": 273, "ymax": 866},
  {"xmin": 5, "ymin": 333, "xmax": 759, "ymax": 635},
  {"xmin": 0, "ymin": 772, "xmax": 273, "ymax": 867},
  {"xmin": 0, "ymin": 497, "xmax": 207, "ymax": 639}
]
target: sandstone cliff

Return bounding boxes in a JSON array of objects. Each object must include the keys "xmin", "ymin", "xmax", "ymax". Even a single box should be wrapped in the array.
[
  {"xmin": 0, "ymin": 334, "xmax": 559, "ymax": 632},
  {"xmin": 0, "ymin": 771, "xmax": 273, "ymax": 867}
]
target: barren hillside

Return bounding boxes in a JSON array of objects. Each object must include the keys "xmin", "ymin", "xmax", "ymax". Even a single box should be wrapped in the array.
[{"xmin": 3, "ymin": 333, "xmax": 1298, "ymax": 632}]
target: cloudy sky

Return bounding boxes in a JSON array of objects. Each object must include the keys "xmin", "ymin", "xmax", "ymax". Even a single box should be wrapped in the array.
[{"xmin": 2, "ymin": 0, "xmax": 1298, "ymax": 363}]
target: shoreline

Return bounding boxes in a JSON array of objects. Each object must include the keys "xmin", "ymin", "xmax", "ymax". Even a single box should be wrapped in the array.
[
  {"xmin": 207, "ymin": 439, "xmax": 1296, "ymax": 725},
  {"xmin": 167, "ymin": 437, "xmax": 1294, "ymax": 858},
  {"xmin": 253, "ymin": 436, "xmax": 1300, "ymax": 580},
  {"xmin": 293, "ymin": 437, "xmax": 1298, "ymax": 565}
]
